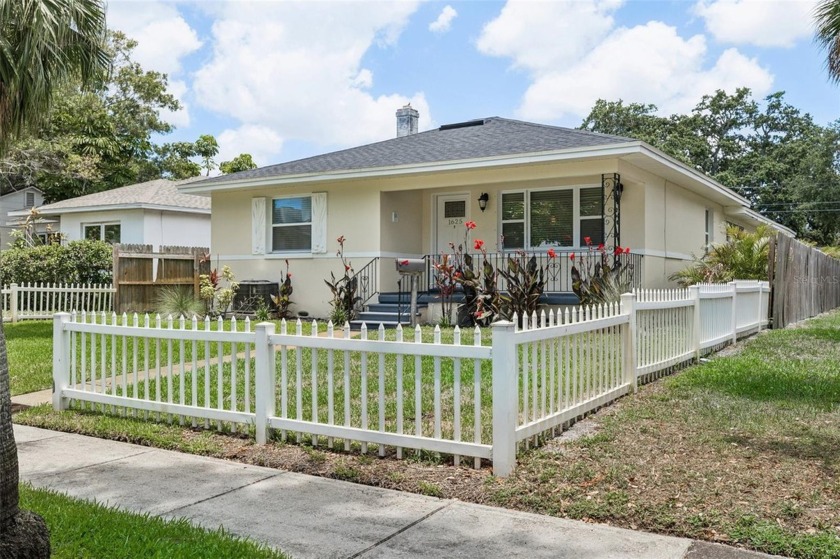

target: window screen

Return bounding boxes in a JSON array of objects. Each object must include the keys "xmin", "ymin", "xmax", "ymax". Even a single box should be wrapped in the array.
[
  {"xmin": 272, "ymin": 197, "xmax": 312, "ymax": 251},
  {"xmin": 530, "ymin": 190, "xmax": 573, "ymax": 247},
  {"xmin": 444, "ymin": 200, "xmax": 466, "ymax": 218}
]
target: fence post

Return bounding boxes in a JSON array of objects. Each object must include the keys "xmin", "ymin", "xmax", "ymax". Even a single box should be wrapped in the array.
[
  {"xmin": 254, "ymin": 321, "xmax": 276, "ymax": 445},
  {"xmin": 492, "ymin": 320, "xmax": 517, "ymax": 477},
  {"xmin": 620, "ymin": 293, "xmax": 637, "ymax": 393},
  {"xmin": 729, "ymin": 281, "xmax": 738, "ymax": 344},
  {"xmin": 10, "ymin": 283, "xmax": 18, "ymax": 323},
  {"xmin": 758, "ymin": 282, "xmax": 766, "ymax": 332},
  {"xmin": 52, "ymin": 312, "xmax": 71, "ymax": 410},
  {"xmin": 689, "ymin": 285, "xmax": 701, "ymax": 361}
]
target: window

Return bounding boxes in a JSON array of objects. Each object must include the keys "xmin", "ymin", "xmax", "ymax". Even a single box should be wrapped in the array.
[
  {"xmin": 24, "ymin": 192, "xmax": 35, "ymax": 208},
  {"xmin": 501, "ymin": 186, "xmax": 603, "ymax": 250},
  {"xmin": 83, "ymin": 223, "xmax": 121, "ymax": 244},
  {"xmin": 705, "ymin": 209, "xmax": 712, "ymax": 249},
  {"xmin": 272, "ymin": 196, "xmax": 312, "ymax": 252}
]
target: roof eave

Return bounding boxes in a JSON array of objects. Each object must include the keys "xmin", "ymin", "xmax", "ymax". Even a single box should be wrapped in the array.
[
  {"xmin": 13, "ymin": 203, "xmax": 211, "ymax": 217},
  {"xmin": 724, "ymin": 206, "xmax": 796, "ymax": 237},
  {"xmin": 177, "ymin": 142, "xmax": 648, "ymax": 194}
]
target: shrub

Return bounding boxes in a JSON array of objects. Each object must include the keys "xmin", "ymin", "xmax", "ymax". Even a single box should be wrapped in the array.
[
  {"xmin": 670, "ymin": 225, "xmax": 771, "ymax": 287},
  {"xmin": 270, "ymin": 259, "xmax": 294, "ymax": 319},
  {"xmin": 198, "ymin": 265, "xmax": 239, "ymax": 317},
  {"xmin": 571, "ymin": 241, "xmax": 635, "ymax": 306},
  {"xmin": 325, "ymin": 236, "xmax": 360, "ymax": 324},
  {"xmin": 0, "ymin": 240, "xmax": 112, "ymax": 284}
]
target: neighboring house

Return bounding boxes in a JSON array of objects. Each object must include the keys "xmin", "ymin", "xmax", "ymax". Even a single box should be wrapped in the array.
[
  {"xmin": 0, "ymin": 186, "xmax": 48, "ymax": 249},
  {"xmin": 182, "ymin": 106, "xmax": 793, "ymax": 319},
  {"xmin": 11, "ymin": 177, "xmax": 211, "ymax": 248}
]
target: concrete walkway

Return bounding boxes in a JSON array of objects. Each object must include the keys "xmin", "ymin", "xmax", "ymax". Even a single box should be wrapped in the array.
[{"xmin": 15, "ymin": 425, "xmax": 783, "ymax": 559}]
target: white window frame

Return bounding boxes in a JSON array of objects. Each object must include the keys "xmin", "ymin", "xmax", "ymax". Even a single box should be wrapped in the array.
[
  {"xmin": 499, "ymin": 185, "xmax": 603, "ymax": 251},
  {"xmin": 704, "ymin": 209, "xmax": 712, "ymax": 251},
  {"xmin": 270, "ymin": 195, "xmax": 313, "ymax": 253},
  {"xmin": 82, "ymin": 222, "xmax": 121, "ymax": 243}
]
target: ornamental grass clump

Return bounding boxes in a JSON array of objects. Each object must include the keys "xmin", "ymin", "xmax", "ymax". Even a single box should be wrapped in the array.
[{"xmin": 571, "ymin": 238, "xmax": 634, "ymax": 306}]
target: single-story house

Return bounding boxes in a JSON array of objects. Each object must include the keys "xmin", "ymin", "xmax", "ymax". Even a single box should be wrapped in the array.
[
  {"xmin": 181, "ymin": 106, "xmax": 792, "ymax": 321},
  {"xmin": 1, "ymin": 186, "xmax": 48, "ymax": 249},
  {"xmin": 12, "ymin": 177, "xmax": 211, "ymax": 248}
]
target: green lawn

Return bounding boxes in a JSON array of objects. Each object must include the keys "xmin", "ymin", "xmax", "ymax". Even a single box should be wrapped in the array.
[
  {"xmin": 5, "ymin": 321, "xmax": 53, "ymax": 396},
  {"xmin": 20, "ymin": 484, "xmax": 288, "ymax": 559}
]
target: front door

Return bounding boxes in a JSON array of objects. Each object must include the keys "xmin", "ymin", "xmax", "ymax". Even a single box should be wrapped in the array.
[{"xmin": 436, "ymin": 194, "xmax": 470, "ymax": 254}]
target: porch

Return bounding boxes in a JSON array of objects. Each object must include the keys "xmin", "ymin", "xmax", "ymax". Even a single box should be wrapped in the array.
[{"xmin": 353, "ymin": 249, "xmax": 644, "ymax": 328}]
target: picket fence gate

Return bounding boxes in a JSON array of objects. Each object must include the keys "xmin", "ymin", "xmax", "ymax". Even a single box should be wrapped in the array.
[
  {"xmin": 2, "ymin": 282, "xmax": 114, "ymax": 322},
  {"xmin": 52, "ymin": 281, "xmax": 769, "ymax": 476}
]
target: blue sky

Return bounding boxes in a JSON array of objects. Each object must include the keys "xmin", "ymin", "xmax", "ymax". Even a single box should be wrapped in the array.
[{"xmin": 106, "ymin": 0, "xmax": 839, "ymax": 170}]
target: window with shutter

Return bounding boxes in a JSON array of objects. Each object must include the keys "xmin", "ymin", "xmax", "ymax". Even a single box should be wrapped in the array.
[{"xmin": 272, "ymin": 196, "xmax": 312, "ymax": 252}]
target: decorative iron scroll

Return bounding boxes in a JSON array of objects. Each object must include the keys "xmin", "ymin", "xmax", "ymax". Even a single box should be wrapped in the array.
[{"xmin": 602, "ymin": 173, "xmax": 621, "ymax": 263}]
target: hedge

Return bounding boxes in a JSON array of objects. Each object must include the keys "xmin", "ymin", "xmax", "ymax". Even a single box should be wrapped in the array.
[{"xmin": 0, "ymin": 240, "xmax": 113, "ymax": 285}]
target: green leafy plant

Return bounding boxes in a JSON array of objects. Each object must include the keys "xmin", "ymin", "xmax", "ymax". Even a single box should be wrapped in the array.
[
  {"xmin": 670, "ymin": 225, "xmax": 771, "ymax": 287},
  {"xmin": 198, "ymin": 264, "xmax": 239, "ymax": 317},
  {"xmin": 253, "ymin": 298, "xmax": 272, "ymax": 321},
  {"xmin": 0, "ymin": 239, "xmax": 112, "ymax": 284},
  {"xmin": 325, "ymin": 236, "xmax": 360, "ymax": 324},
  {"xmin": 571, "ymin": 240, "xmax": 635, "ymax": 305},
  {"xmin": 270, "ymin": 259, "xmax": 294, "ymax": 319},
  {"xmin": 154, "ymin": 286, "xmax": 204, "ymax": 319},
  {"xmin": 455, "ymin": 236, "xmax": 502, "ymax": 327},
  {"xmin": 498, "ymin": 250, "xmax": 552, "ymax": 321}
]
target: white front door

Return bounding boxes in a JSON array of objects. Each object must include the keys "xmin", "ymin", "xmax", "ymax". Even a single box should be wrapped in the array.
[{"xmin": 436, "ymin": 194, "xmax": 470, "ymax": 254}]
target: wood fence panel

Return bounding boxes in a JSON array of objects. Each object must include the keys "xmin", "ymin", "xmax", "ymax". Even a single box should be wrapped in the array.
[
  {"xmin": 113, "ymin": 244, "xmax": 209, "ymax": 314},
  {"xmin": 771, "ymin": 235, "xmax": 840, "ymax": 329}
]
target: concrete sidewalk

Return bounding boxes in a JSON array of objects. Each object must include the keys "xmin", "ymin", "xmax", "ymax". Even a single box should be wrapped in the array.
[{"xmin": 15, "ymin": 425, "xmax": 782, "ymax": 559}]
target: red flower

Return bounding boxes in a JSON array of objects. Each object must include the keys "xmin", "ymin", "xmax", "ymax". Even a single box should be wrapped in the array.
[
  {"xmin": 547, "ymin": 248, "xmax": 557, "ymax": 259},
  {"xmin": 474, "ymin": 310, "xmax": 483, "ymax": 318},
  {"xmin": 473, "ymin": 239, "xmax": 484, "ymax": 250},
  {"xmin": 465, "ymin": 221, "xmax": 476, "ymax": 230},
  {"xmin": 597, "ymin": 243, "xmax": 604, "ymax": 252},
  {"xmin": 399, "ymin": 259, "xmax": 409, "ymax": 266},
  {"xmin": 569, "ymin": 252, "xmax": 575, "ymax": 261},
  {"xmin": 584, "ymin": 236, "xmax": 592, "ymax": 245},
  {"xmin": 454, "ymin": 271, "xmax": 462, "ymax": 278},
  {"xmin": 287, "ymin": 273, "xmax": 292, "ymax": 278},
  {"xmin": 337, "ymin": 235, "xmax": 345, "ymax": 244},
  {"xmin": 624, "ymin": 247, "xmax": 631, "ymax": 254},
  {"xmin": 614, "ymin": 246, "xmax": 622, "ymax": 255},
  {"xmin": 345, "ymin": 264, "xmax": 351, "ymax": 271}
]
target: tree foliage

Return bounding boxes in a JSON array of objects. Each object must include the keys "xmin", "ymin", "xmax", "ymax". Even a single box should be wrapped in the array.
[
  {"xmin": 581, "ymin": 89, "xmax": 840, "ymax": 244},
  {"xmin": 816, "ymin": 0, "xmax": 840, "ymax": 84},
  {"xmin": 220, "ymin": 153, "xmax": 258, "ymax": 174}
]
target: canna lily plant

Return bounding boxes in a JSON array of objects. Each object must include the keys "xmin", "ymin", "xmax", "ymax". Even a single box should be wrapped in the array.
[{"xmin": 571, "ymin": 239, "xmax": 634, "ymax": 305}]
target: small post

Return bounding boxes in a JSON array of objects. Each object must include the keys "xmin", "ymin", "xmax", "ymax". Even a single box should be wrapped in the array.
[
  {"xmin": 492, "ymin": 320, "xmax": 517, "ymax": 477},
  {"xmin": 254, "ymin": 321, "xmax": 276, "ymax": 444},
  {"xmin": 688, "ymin": 285, "xmax": 701, "ymax": 361},
  {"xmin": 10, "ymin": 283, "xmax": 18, "ymax": 324},
  {"xmin": 52, "ymin": 312, "xmax": 71, "ymax": 410},
  {"xmin": 757, "ymin": 282, "xmax": 766, "ymax": 331},
  {"xmin": 620, "ymin": 293, "xmax": 638, "ymax": 393},
  {"xmin": 729, "ymin": 281, "xmax": 738, "ymax": 344}
]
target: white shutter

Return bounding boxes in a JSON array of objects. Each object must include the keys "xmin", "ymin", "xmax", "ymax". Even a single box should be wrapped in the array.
[
  {"xmin": 311, "ymin": 192, "xmax": 327, "ymax": 254},
  {"xmin": 251, "ymin": 197, "xmax": 267, "ymax": 254}
]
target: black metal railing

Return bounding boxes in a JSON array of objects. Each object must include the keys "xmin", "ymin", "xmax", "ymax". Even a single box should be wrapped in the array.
[
  {"xmin": 425, "ymin": 250, "xmax": 643, "ymax": 295},
  {"xmin": 355, "ymin": 257, "xmax": 379, "ymax": 306}
]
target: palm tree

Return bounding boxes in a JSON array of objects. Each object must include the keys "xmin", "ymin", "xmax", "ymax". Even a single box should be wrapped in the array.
[
  {"xmin": 815, "ymin": 0, "xmax": 840, "ymax": 83},
  {"xmin": 0, "ymin": 1, "xmax": 107, "ymax": 555}
]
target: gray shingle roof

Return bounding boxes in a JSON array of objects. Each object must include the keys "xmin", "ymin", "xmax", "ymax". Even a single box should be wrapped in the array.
[
  {"xmin": 194, "ymin": 117, "xmax": 633, "ymax": 186},
  {"xmin": 35, "ymin": 177, "xmax": 210, "ymax": 214}
]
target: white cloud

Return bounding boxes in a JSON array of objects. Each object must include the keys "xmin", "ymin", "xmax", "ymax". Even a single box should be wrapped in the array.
[
  {"xmin": 429, "ymin": 5, "xmax": 458, "ymax": 33},
  {"xmin": 192, "ymin": 2, "xmax": 432, "ymax": 151},
  {"xmin": 477, "ymin": 0, "xmax": 623, "ymax": 72},
  {"xmin": 106, "ymin": 1, "xmax": 202, "ymax": 75},
  {"xmin": 217, "ymin": 125, "xmax": 285, "ymax": 172},
  {"xmin": 693, "ymin": 0, "xmax": 817, "ymax": 48},
  {"xmin": 478, "ymin": 2, "xmax": 774, "ymax": 122}
]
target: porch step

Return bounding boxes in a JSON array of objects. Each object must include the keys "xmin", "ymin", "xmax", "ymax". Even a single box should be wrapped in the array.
[{"xmin": 351, "ymin": 292, "xmax": 427, "ymax": 330}]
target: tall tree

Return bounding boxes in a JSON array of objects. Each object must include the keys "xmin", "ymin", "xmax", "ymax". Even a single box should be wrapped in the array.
[
  {"xmin": 580, "ymin": 89, "xmax": 840, "ymax": 243},
  {"xmin": 0, "ymin": 32, "xmax": 181, "ymax": 202},
  {"xmin": 0, "ymin": 0, "xmax": 108, "ymax": 555},
  {"xmin": 816, "ymin": 0, "xmax": 840, "ymax": 83}
]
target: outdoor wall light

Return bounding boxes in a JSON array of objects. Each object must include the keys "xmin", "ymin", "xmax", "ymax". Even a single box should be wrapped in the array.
[{"xmin": 478, "ymin": 192, "xmax": 489, "ymax": 212}]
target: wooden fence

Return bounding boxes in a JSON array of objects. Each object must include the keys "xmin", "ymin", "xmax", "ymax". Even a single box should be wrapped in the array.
[
  {"xmin": 113, "ymin": 244, "xmax": 209, "ymax": 315},
  {"xmin": 769, "ymin": 235, "xmax": 840, "ymax": 329},
  {"xmin": 53, "ymin": 281, "xmax": 768, "ymax": 477}
]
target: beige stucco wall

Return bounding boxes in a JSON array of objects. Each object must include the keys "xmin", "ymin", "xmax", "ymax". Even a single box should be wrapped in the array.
[{"xmin": 208, "ymin": 156, "xmax": 751, "ymax": 317}]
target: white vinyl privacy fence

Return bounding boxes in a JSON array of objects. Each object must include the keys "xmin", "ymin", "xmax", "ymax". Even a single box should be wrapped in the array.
[
  {"xmin": 2, "ymin": 282, "xmax": 114, "ymax": 322},
  {"xmin": 52, "ymin": 280, "xmax": 769, "ymax": 476}
]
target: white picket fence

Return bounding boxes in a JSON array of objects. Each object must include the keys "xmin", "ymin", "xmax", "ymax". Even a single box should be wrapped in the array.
[
  {"xmin": 2, "ymin": 282, "xmax": 114, "ymax": 322},
  {"xmin": 52, "ymin": 280, "xmax": 769, "ymax": 477}
]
